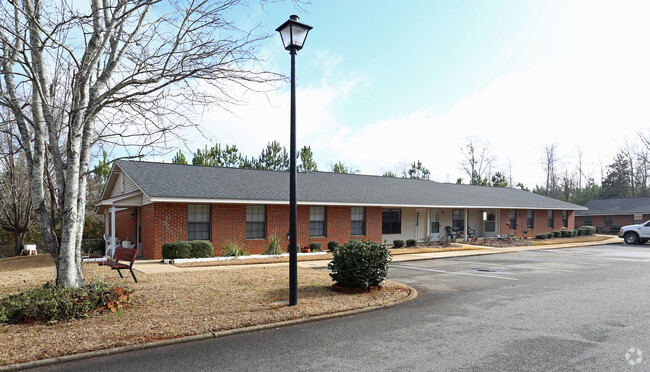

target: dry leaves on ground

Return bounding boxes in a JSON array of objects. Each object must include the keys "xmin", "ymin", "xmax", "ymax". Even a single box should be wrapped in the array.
[{"xmin": 0, "ymin": 255, "xmax": 412, "ymax": 366}]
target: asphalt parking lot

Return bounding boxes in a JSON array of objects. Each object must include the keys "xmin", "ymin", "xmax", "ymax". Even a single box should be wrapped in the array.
[{"xmin": 32, "ymin": 242, "xmax": 650, "ymax": 372}]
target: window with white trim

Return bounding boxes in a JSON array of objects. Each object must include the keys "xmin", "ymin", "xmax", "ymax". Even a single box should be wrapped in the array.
[
  {"xmin": 188, "ymin": 204, "xmax": 210, "ymax": 241},
  {"xmin": 246, "ymin": 205, "xmax": 266, "ymax": 239},
  {"xmin": 351, "ymin": 207, "xmax": 365, "ymax": 236},
  {"xmin": 310, "ymin": 206, "xmax": 326, "ymax": 237}
]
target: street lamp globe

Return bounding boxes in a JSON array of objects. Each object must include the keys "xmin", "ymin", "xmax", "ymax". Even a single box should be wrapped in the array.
[{"xmin": 276, "ymin": 15, "xmax": 313, "ymax": 51}]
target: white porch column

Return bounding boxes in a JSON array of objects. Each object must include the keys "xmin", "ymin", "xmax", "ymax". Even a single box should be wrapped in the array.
[
  {"xmin": 104, "ymin": 210, "xmax": 109, "ymax": 252},
  {"xmin": 136, "ymin": 208, "xmax": 141, "ymax": 256},
  {"xmin": 464, "ymin": 209, "xmax": 469, "ymax": 241},
  {"xmin": 425, "ymin": 209, "xmax": 431, "ymax": 238},
  {"xmin": 111, "ymin": 206, "xmax": 116, "ymax": 256}
]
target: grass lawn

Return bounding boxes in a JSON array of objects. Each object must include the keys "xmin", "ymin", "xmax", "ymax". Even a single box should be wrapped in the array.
[{"xmin": 0, "ymin": 255, "xmax": 413, "ymax": 366}]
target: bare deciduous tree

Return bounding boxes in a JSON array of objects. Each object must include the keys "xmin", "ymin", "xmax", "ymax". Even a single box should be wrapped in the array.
[
  {"xmin": 0, "ymin": 1, "xmax": 280, "ymax": 287},
  {"xmin": 460, "ymin": 136, "xmax": 493, "ymax": 185},
  {"xmin": 542, "ymin": 143, "xmax": 558, "ymax": 196}
]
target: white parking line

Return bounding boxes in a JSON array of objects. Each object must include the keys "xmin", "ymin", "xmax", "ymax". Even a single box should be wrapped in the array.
[
  {"xmin": 512, "ymin": 252, "xmax": 611, "ymax": 266},
  {"xmin": 449, "ymin": 260, "xmax": 574, "ymax": 273},
  {"xmin": 391, "ymin": 264, "xmax": 518, "ymax": 281},
  {"xmin": 533, "ymin": 250, "xmax": 650, "ymax": 262}
]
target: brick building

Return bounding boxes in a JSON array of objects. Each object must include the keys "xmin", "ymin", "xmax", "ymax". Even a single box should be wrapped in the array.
[
  {"xmin": 575, "ymin": 197, "xmax": 650, "ymax": 234},
  {"xmin": 97, "ymin": 161, "xmax": 586, "ymax": 259}
]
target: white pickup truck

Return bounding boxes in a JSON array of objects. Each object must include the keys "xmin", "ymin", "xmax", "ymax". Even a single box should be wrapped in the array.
[{"xmin": 618, "ymin": 221, "xmax": 650, "ymax": 245}]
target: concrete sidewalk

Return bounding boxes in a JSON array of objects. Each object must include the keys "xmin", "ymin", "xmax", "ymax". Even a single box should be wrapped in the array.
[{"xmin": 132, "ymin": 236, "xmax": 622, "ymax": 274}]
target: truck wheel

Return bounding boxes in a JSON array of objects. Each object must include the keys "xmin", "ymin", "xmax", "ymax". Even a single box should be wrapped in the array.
[{"xmin": 624, "ymin": 232, "xmax": 639, "ymax": 245}]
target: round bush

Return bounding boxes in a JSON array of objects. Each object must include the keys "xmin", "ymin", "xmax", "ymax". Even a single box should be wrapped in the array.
[
  {"xmin": 309, "ymin": 242, "xmax": 323, "ymax": 252},
  {"xmin": 393, "ymin": 240, "xmax": 405, "ymax": 248},
  {"xmin": 327, "ymin": 241, "xmax": 339, "ymax": 251},
  {"xmin": 188, "ymin": 240, "xmax": 213, "ymax": 258},
  {"xmin": 535, "ymin": 233, "xmax": 546, "ymax": 239},
  {"xmin": 406, "ymin": 239, "xmax": 417, "ymax": 247},
  {"xmin": 328, "ymin": 240, "xmax": 392, "ymax": 289},
  {"xmin": 546, "ymin": 233, "xmax": 554, "ymax": 239},
  {"xmin": 162, "ymin": 241, "xmax": 191, "ymax": 259},
  {"xmin": 560, "ymin": 230, "xmax": 569, "ymax": 237},
  {"xmin": 552, "ymin": 231, "xmax": 561, "ymax": 238}
]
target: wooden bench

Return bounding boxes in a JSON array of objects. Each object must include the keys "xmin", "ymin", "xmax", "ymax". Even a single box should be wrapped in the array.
[{"xmin": 98, "ymin": 247, "xmax": 138, "ymax": 283}]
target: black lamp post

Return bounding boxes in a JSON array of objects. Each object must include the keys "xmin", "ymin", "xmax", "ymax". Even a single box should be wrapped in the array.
[{"xmin": 276, "ymin": 15, "xmax": 312, "ymax": 306}]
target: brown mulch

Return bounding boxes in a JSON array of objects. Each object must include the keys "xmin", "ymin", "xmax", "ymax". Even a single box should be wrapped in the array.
[
  {"xmin": 0, "ymin": 255, "xmax": 412, "ymax": 366},
  {"xmin": 461, "ymin": 235, "xmax": 612, "ymax": 248},
  {"xmin": 528, "ymin": 235, "xmax": 612, "ymax": 246}
]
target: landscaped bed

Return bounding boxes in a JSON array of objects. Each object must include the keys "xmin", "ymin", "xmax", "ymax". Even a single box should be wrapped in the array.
[
  {"xmin": 462, "ymin": 234, "xmax": 613, "ymax": 248},
  {"xmin": 0, "ymin": 255, "xmax": 413, "ymax": 366},
  {"xmin": 174, "ymin": 245, "xmax": 482, "ymax": 268}
]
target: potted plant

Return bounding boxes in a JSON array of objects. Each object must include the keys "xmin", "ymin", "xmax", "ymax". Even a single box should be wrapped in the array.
[{"xmin": 301, "ymin": 245, "xmax": 310, "ymax": 253}]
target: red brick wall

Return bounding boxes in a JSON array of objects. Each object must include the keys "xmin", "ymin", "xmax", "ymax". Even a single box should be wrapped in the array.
[
  {"xmin": 136, "ymin": 203, "xmax": 382, "ymax": 259},
  {"xmin": 575, "ymin": 214, "xmax": 646, "ymax": 233},
  {"xmin": 105, "ymin": 208, "xmax": 137, "ymax": 246},
  {"xmin": 499, "ymin": 209, "xmax": 576, "ymax": 238}
]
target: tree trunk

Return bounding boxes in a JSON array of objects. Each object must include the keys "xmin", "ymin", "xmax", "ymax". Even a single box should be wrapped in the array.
[{"xmin": 13, "ymin": 231, "xmax": 22, "ymax": 256}]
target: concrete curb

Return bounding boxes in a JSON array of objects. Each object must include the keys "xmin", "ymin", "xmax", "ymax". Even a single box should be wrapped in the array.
[{"xmin": 0, "ymin": 284, "xmax": 418, "ymax": 371}]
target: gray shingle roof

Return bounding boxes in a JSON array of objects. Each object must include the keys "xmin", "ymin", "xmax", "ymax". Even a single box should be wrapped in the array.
[
  {"xmin": 114, "ymin": 160, "xmax": 585, "ymax": 210},
  {"xmin": 575, "ymin": 197, "xmax": 650, "ymax": 216}
]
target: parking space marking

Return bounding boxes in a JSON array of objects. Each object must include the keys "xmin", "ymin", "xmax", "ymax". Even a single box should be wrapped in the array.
[
  {"xmin": 391, "ymin": 264, "xmax": 519, "ymax": 281},
  {"xmin": 513, "ymin": 252, "xmax": 612, "ymax": 266},
  {"xmin": 449, "ymin": 260, "xmax": 574, "ymax": 273}
]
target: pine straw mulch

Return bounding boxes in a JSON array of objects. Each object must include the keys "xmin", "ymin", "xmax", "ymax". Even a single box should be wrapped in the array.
[
  {"xmin": 176, "ymin": 245, "xmax": 482, "ymax": 268},
  {"xmin": 0, "ymin": 255, "xmax": 412, "ymax": 366}
]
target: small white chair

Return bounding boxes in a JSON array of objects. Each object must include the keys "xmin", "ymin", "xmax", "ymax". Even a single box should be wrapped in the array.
[
  {"xmin": 21, "ymin": 244, "xmax": 37, "ymax": 255},
  {"xmin": 103, "ymin": 234, "xmax": 120, "ymax": 258}
]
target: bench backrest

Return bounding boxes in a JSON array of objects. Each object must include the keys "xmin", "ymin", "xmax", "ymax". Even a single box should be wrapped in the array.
[{"xmin": 114, "ymin": 247, "xmax": 137, "ymax": 263}]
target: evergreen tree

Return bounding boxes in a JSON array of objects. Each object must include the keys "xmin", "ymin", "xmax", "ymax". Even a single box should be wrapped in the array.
[
  {"xmin": 407, "ymin": 161, "xmax": 430, "ymax": 180},
  {"xmin": 257, "ymin": 141, "xmax": 289, "ymax": 171},
  {"xmin": 383, "ymin": 170, "xmax": 397, "ymax": 178},
  {"xmin": 491, "ymin": 172, "xmax": 508, "ymax": 187},
  {"xmin": 601, "ymin": 153, "xmax": 632, "ymax": 198},
  {"xmin": 192, "ymin": 144, "xmax": 241, "ymax": 167},
  {"xmin": 171, "ymin": 150, "xmax": 188, "ymax": 165},
  {"xmin": 298, "ymin": 146, "xmax": 317, "ymax": 172}
]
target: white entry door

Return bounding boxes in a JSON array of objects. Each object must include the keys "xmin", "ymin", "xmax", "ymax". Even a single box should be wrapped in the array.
[{"xmin": 430, "ymin": 210, "xmax": 441, "ymax": 241}]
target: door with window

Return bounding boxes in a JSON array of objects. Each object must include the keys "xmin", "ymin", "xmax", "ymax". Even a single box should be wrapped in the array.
[
  {"xmin": 430, "ymin": 210, "xmax": 440, "ymax": 241},
  {"xmin": 415, "ymin": 209, "xmax": 426, "ymax": 241}
]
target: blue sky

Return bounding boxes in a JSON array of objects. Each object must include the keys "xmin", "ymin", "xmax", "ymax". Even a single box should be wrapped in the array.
[{"xmin": 167, "ymin": 0, "xmax": 650, "ymax": 188}]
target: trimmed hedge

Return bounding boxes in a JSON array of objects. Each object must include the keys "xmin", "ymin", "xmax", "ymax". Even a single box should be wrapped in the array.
[
  {"xmin": 406, "ymin": 239, "xmax": 417, "ymax": 247},
  {"xmin": 309, "ymin": 242, "xmax": 323, "ymax": 252},
  {"xmin": 188, "ymin": 240, "xmax": 213, "ymax": 258},
  {"xmin": 327, "ymin": 241, "xmax": 340, "ymax": 251},
  {"xmin": 393, "ymin": 240, "xmax": 405, "ymax": 248},
  {"xmin": 328, "ymin": 240, "xmax": 392, "ymax": 289},
  {"xmin": 163, "ymin": 241, "xmax": 213, "ymax": 259},
  {"xmin": 535, "ymin": 233, "xmax": 547, "ymax": 239},
  {"xmin": 162, "ymin": 241, "xmax": 191, "ymax": 259},
  {"xmin": 552, "ymin": 231, "xmax": 561, "ymax": 238}
]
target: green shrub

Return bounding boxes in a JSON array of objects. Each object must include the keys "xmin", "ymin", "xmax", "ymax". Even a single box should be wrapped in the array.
[
  {"xmin": 572, "ymin": 230, "xmax": 578, "ymax": 237},
  {"xmin": 327, "ymin": 241, "xmax": 339, "ymax": 251},
  {"xmin": 264, "ymin": 233, "xmax": 283, "ymax": 255},
  {"xmin": 535, "ymin": 233, "xmax": 547, "ymax": 239},
  {"xmin": 188, "ymin": 240, "xmax": 213, "ymax": 258},
  {"xmin": 223, "ymin": 241, "xmax": 248, "ymax": 257},
  {"xmin": 560, "ymin": 230, "xmax": 569, "ymax": 237},
  {"xmin": 406, "ymin": 239, "xmax": 417, "ymax": 247},
  {"xmin": 0, "ymin": 280, "xmax": 132, "ymax": 324},
  {"xmin": 328, "ymin": 240, "xmax": 392, "ymax": 289},
  {"xmin": 552, "ymin": 231, "xmax": 561, "ymax": 238},
  {"xmin": 393, "ymin": 240, "xmax": 405, "ymax": 248},
  {"xmin": 309, "ymin": 242, "xmax": 322, "ymax": 252},
  {"xmin": 576, "ymin": 227, "xmax": 586, "ymax": 236},
  {"xmin": 587, "ymin": 226, "xmax": 597, "ymax": 235},
  {"xmin": 83, "ymin": 240, "xmax": 105, "ymax": 256},
  {"xmin": 162, "ymin": 241, "xmax": 191, "ymax": 259}
]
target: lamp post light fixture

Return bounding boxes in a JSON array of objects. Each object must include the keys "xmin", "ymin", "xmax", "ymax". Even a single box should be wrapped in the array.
[{"xmin": 276, "ymin": 15, "xmax": 312, "ymax": 307}]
